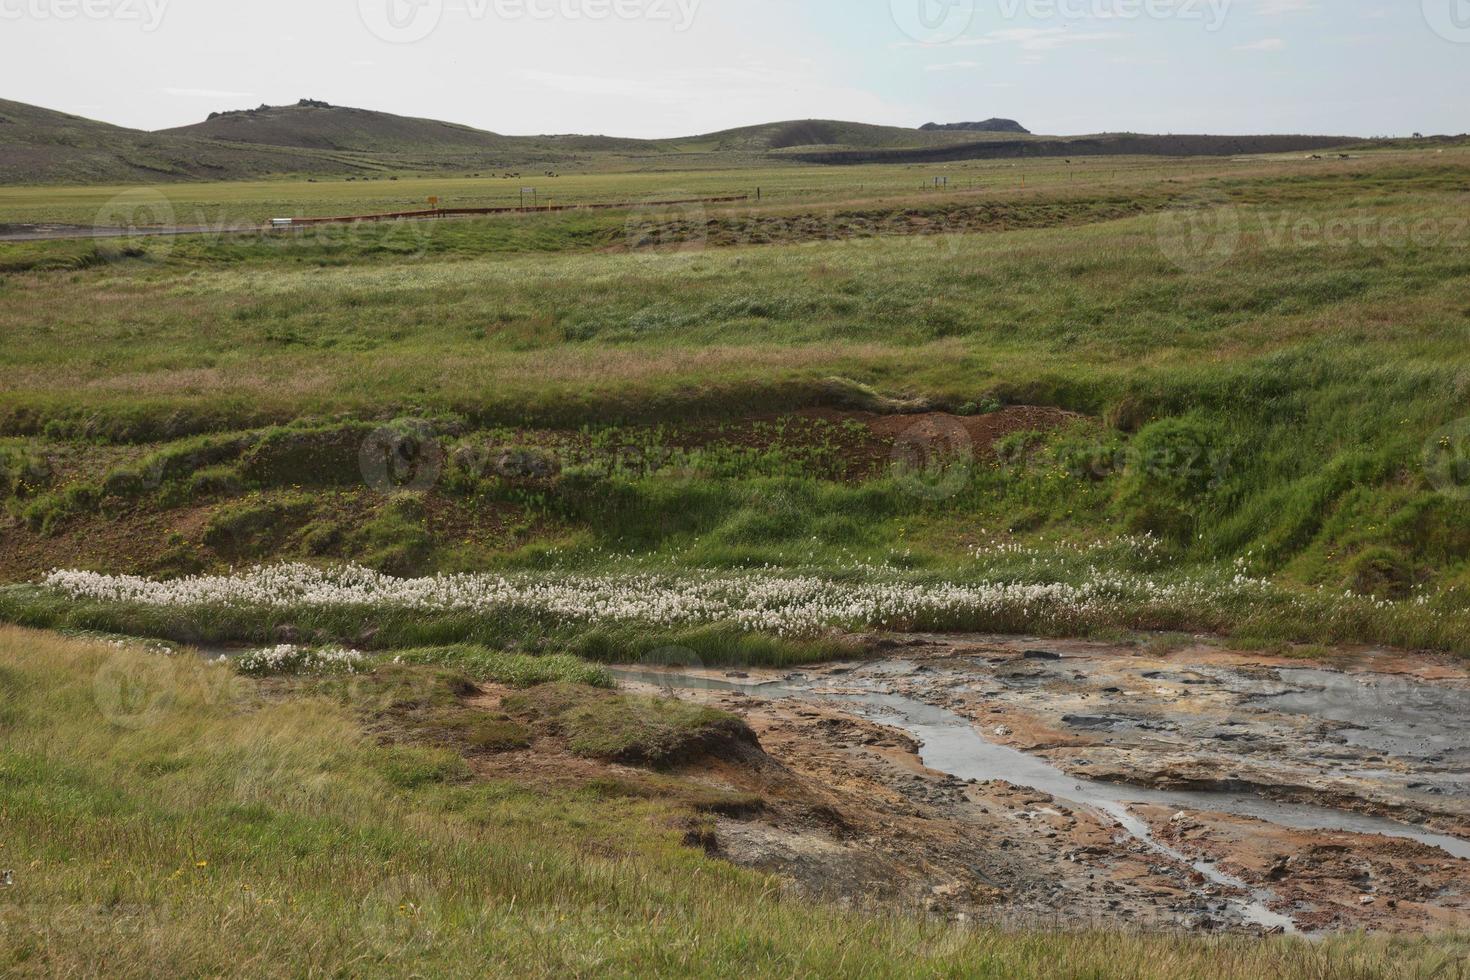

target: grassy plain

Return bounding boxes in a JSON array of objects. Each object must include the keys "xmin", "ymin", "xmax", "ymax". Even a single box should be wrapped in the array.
[{"xmin": 0, "ymin": 151, "xmax": 1397, "ymax": 226}]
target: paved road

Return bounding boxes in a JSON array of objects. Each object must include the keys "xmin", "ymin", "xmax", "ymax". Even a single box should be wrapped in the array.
[{"xmin": 0, "ymin": 223, "xmax": 266, "ymax": 243}]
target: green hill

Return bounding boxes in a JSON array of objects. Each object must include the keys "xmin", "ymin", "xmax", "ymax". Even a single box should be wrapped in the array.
[
  {"xmin": 0, "ymin": 97, "xmax": 1378, "ymax": 185},
  {"xmin": 0, "ymin": 98, "xmax": 369, "ymax": 184},
  {"xmin": 160, "ymin": 99, "xmax": 655, "ymax": 157},
  {"xmin": 669, "ymin": 118, "xmax": 997, "ymax": 153}
]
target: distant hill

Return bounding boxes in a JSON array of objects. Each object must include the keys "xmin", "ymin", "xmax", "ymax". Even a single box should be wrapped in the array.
[
  {"xmin": 0, "ymin": 98, "xmax": 347, "ymax": 184},
  {"xmin": 786, "ymin": 132, "xmax": 1369, "ymax": 165},
  {"xmin": 921, "ymin": 119, "xmax": 1031, "ymax": 135},
  {"xmin": 160, "ymin": 99, "xmax": 652, "ymax": 157},
  {"xmin": 0, "ymin": 98, "xmax": 1384, "ymax": 185},
  {"xmin": 673, "ymin": 118, "xmax": 994, "ymax": 153}
]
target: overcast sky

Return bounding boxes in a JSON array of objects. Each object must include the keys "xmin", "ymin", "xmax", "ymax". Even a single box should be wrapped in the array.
[{"xmin": 3, "ymin": 0, "xmax": 1466, "ymax": 137}]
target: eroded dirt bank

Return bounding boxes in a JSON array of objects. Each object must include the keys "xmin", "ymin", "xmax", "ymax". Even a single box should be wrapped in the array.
[{"xmin": 612, "ymin": 635, "xmax": 1470, "ymax": 935}]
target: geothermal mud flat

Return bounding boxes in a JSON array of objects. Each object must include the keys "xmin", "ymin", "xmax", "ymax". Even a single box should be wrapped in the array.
[{"xmin": 615, "ymin": 635, "xmax": 1470, "ymax": 935}]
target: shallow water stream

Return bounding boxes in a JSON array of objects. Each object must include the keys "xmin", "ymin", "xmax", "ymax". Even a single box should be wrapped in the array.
[{"xmin": 614, "ymin": 665, "xmax": 1470, "ymax": 934}]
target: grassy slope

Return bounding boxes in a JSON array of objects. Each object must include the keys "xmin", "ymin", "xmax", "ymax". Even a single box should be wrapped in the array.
[
  {"xmin": 0, "ymin": 101, "xmax": 1003, "ymax": 185},
  {"xmin": 2, "ymin": 151, "xmax": 1470, "ymax": 652},
  {"xmin": 0, "ymin": 97, "xmax": 1400, "ymax": 186},
  {"xmin": 0, "ymin": 99, "xmax": 378, "ymax": 185},
  {"xmin": 2, "ymin": 626, "xmax": 1465, "ymax": 977}
]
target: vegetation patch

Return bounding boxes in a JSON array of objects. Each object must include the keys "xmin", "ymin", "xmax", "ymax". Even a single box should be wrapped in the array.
[
  {"xmin": 337, "ymin": 663, "xmax": 533, "ymax": 756},
  {"xmin": 504, "ymin": 683, "xmax": 756, "ymax": 766},
  {"xmin": 396, "ymin": 644, "xmax": 613, "ymax": 688}
]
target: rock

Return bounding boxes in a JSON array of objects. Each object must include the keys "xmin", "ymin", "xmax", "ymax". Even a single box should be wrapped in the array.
[
  {"xmin": 994, "ymin": 726, "xmax": 1012, "ymax": 737},
  {"xmin": 1023, "ymin": 650, "xmax": 1063, "ymax": 662}
]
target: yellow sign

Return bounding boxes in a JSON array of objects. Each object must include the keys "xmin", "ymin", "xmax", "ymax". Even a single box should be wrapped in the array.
[{"xmin": 427, "ymin": 196, "xmax": 440, "ymax": 207}]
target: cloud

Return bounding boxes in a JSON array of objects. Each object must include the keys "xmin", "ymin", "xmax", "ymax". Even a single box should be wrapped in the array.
[
  {"xmin": 896, "ymin": 28, "xmax": 1125, "ymax": 52},
  {"xmin": 1234, "ymin": 37, "xmax": 1287, "ymax": 51},
  {"xmin": 926, "ymin": 60, "xmax": 981, "ymax": 72},
  {"xmin": 161, "ymin": 88, "xmax": 258, "ymax": 100},
  {"xmin": 1254, "ymin": 0, "xmax": 1317, "ymax": 13}
]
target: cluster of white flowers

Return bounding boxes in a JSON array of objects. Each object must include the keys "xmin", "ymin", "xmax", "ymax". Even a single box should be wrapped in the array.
[
  {"xmin": 234, "ymin": 643, "xmax": 367, "ymax": 677},
  {"xmin": 969, "ymin": 533, "xmax": 1166, "ymax": 562},
  {"xmin": 41, "ymin": 562, "xmax": 1303, "ymax": 639}
]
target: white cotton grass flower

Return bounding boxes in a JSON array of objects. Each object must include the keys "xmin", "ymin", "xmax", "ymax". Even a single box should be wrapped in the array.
[
  {"xmin": 235, "ymin": 644, "xmax": 367, "ymax": 677},
  {"xmin": 32, "ymin": 558, "xmax": 1396, "ymax": 641}
]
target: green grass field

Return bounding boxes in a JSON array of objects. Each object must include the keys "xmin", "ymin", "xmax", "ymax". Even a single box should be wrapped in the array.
[
  {"xmin": 5, "ymin": 146, "xmax": 1470, "ymax": 972},
  {"xmin": 3, "ymin": 151, "xmax": 1470, "ymax": 630},
  {"xmin": 0, "ymin": 150, "xmax": 1421, "ymax": 226}
]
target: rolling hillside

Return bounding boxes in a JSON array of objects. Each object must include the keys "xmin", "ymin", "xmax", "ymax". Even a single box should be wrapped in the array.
[
  {"xmin": 667, "ymin": 118, "xmax": 1006, "ymax": 153},
  {"xmin": 0, "ymin": 97, "xmax": 1378, "ymax": 185},
  {"xmin": 161, "ymin": 99, "xmax": 656, "ymax": 157},
  {"xmin": 0, "ymin": 99, "xmax": 369, "ymax": 184}
]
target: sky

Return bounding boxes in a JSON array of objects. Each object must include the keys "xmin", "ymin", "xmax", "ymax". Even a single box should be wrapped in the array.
[{"xmin": 2, "ymin": 0, "xmax": 1466, "ymax": 138}]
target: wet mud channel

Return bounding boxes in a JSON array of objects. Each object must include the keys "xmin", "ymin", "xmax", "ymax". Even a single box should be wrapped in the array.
[{"xmin": 614, "ymin": 634, "xmax": 1470, "ymax": 935}]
